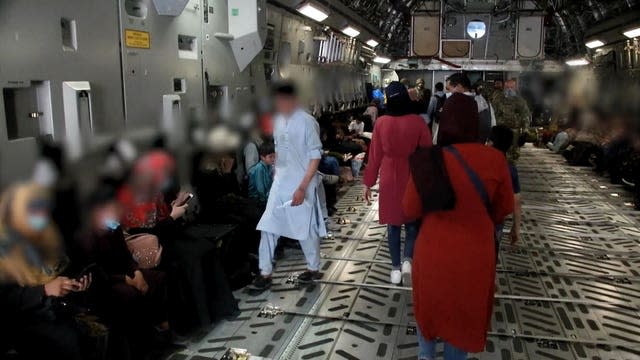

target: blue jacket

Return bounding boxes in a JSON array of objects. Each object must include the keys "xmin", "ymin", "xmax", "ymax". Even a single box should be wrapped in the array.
[{"xmin": 248, "ymin": 160, "xmax": 273, "ymax": 205}]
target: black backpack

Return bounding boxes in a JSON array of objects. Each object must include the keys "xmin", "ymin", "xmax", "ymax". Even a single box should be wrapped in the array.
[{"xmin": 431, "ymin": 94, "xmax": 447, "ymax": 123}]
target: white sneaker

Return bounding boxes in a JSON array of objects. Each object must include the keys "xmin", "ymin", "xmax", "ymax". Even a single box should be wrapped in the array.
[
  {"xmin": 390, "ymin": 269, "xmax": 402, "ymax": 285},
  {"xmin": 401, "ymin": 260, "xmax": 412, "ymax": 287}
]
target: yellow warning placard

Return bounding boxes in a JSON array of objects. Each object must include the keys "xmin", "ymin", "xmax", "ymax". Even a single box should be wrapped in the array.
[{"xmin": 124, "ymin": 29, "xmax": 150, "ymax": 49}]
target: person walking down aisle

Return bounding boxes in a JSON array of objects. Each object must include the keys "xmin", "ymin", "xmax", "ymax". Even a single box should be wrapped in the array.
[
  {"xmin": 251, "ymin": 82, "xmax": 327, "ymax": 290},
  {"xmin": 363, "ymin": 81, "xmax": 432, "ymax": 285},
  {"xmin": 403, "ymin": 104, "xmax": 514, "ymax": 359}
]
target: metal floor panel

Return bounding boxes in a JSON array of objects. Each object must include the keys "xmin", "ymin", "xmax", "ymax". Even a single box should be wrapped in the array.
[{"xmin": 173, "ymin": 146, "xmax": 640, "ymax": 360}]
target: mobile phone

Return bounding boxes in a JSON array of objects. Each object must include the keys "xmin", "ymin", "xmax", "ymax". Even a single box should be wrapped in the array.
[
  {"xmin": 180, "ymin": 193, "xmax": 194, "ymax": 206},
  {"xmin": 77, "ymin": 263, "xmax": 96, "ymax": 280}
]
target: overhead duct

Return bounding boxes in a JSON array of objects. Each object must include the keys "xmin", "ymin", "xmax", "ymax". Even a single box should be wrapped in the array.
[
  {"xmin": 152, "ymin": 0, "xmax": 189, "ymax": 16},
  {"xmin": 228, "ymin": 0, "xmax": 267, "ymax": 71}
]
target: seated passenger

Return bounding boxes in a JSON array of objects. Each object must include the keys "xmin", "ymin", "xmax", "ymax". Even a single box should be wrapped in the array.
[
  {"xmin": 404, "ymin": 104, "xmax": 514, "ymax": 359},
  {"xmin": 488, "ymin": 126, "xmax": 522, "ymax": 249},
  {"xmin": 319, "ymin": 153, "xmax": 340, "ymax": 216},
  {"xmin": 348, "ymin": 116, "xmax": 365, "ymax": 136},
  {"xmin": 192, "ymin": 148, "xmax": 263, "ymax": 254},
  {"xmin": 547, "ymin": 127, "xmax": 575, "ymax": 153},
  {"xmin": 248, "ymin": 142, "xmax": 275, "ymax": 209},
  {"xmin": 77, "ymin": 186, "xmax": 169, "ymax": 357},
  {"xmin": 0, "ymin": 183, "xmax": 91, "ymax": 360},
  {"xmin": 363, "ymin": 100, "xmax": 379, "ymax": 128},
  {"xmin": 118, "ymin": 151, "xmax": 238, "ymax": 331}
]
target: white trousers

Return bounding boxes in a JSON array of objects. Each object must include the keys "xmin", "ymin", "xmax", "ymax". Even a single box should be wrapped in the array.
[{"xmin": 259, "ymin": 231, "xmax": 321, "ymax": 276}]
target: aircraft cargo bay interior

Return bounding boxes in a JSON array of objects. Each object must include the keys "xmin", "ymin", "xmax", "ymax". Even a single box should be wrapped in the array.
[{"xmin": 1, "ymin": 1, "xmax": 640, "ymax": 360}]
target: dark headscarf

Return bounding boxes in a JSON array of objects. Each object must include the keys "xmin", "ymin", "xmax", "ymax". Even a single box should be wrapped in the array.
[
  {"xmin": 437, "ymin": 93, "xmax": 480, "ymax": 146},
  {"xmin": 409, "ymin": 92, "xmax": 480, "ymax": 214},
  {"xmin": 385, "ymin": 81, "xmax": 415, "ymax": 116}
]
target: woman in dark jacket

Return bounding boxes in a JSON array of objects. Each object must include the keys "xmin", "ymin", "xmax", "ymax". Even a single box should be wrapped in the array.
[
  {"xmin": 118, "ymin": 150, "xmax": 237, "ymax": 331},
  {"xmin": 0, "ymin": 183, "xmax": 91, "ymax": 360},
  {"xmin": 79, "ymin": 187, "xmax": 168, "ymax": 324}
]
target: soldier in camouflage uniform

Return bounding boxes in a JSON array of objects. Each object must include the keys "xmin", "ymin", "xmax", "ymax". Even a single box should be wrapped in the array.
[{"xmin": 492, "ymin": 79, "xmax": 531, "ymax": 162}]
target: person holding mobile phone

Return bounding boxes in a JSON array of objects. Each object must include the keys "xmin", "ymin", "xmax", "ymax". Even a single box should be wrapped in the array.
[
  {"xmin": 77, "ymin": 186, "xmax": 170, "ymax": 348},
  {"xmin": 0, "ymin": 183, "xmax": 87, "ymax": 360}
]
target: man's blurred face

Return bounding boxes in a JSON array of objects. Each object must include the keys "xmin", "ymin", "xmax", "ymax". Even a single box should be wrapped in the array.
[
  {"xmin": 505, "ymin": 80, "xmax": 517, "ymax": 91},
  {"xmin": 447, "ymin": 80, "xmax": 465, "ymax": 94},
  {"xmin": 274, "ymin": 94, "xmax": 297, "ymax": 116}
]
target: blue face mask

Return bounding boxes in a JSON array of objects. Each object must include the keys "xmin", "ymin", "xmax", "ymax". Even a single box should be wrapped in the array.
[
  {"xmin": 27, "ymin": 215, "xmax": 49, "ymax": 232},
  {"xmin": 103, "ymin": 218, "xmax": 120, "ymax": 231}
]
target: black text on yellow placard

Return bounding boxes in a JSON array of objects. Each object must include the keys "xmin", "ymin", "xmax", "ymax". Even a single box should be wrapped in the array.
[{"xmin": 125, "ymin": 29, "xmax": 150, "ymax": 49}]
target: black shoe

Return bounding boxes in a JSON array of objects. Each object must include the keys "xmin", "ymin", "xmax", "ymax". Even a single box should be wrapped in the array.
[
  {"xmin": 297, "ymin": 271, "xmax": 323, "ymax": 283},
  {"xmin": 250, "ymin": 276, "xmax": 272, "ymax": 290}
]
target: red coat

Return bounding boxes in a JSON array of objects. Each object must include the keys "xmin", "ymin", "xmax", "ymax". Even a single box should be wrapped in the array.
[
  {"xmin": 364, "ymin": 114, "xmax": 431, "ymax": 225},
  {"xmin": 403, "ymin": 144, "xmax": 514, "ymax": 352}
]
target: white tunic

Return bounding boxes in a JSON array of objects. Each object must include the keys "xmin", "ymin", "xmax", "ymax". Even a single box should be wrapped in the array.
[{"xmin": 256, "ymin": 108, "xmax": 327, "ymax": 241}]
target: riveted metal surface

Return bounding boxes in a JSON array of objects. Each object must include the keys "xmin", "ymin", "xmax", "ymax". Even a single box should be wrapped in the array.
[{"xmin": 172, "ymin": 146, "xmax": 640, "ymax": 360}]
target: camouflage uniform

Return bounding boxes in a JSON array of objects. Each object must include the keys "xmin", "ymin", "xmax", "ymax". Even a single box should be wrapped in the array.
[{"xmin": 492, "ymin": 92, "xmax": 531, "ymax": 162}]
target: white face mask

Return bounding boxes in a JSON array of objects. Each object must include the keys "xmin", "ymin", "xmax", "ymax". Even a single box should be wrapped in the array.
[{"xmin": 445, "ymin": 92, "xmax": 453, "ymax": 98}]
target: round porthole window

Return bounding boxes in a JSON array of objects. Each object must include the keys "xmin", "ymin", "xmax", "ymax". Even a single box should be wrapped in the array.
[{"xmin": 467, "ymin": 20, "xmax": 487, "ymax": 39}]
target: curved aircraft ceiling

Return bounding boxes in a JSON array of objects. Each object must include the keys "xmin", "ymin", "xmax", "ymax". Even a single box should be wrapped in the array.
[{"xmin": 335, "ymin": 0, "xmax": 639, "ymax": 58}]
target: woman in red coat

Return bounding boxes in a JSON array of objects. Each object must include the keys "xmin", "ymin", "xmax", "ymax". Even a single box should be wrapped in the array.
[
  {"xmin": 403, "ymin": 96, "xmax": 514, "ymax": 359},
  {"xmin": 364, "ymin": 81, "xmax": 432, "ymax": 285}
]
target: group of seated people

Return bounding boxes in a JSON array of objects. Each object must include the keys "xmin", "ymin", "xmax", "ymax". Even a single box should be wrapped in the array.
[
  {"xmin": 546, "ymin": 107, "xmax": 640, "ymax": 208},
  {"xmin": 0, "ymin": 129, "xmax": 287, "ymax": 359}
]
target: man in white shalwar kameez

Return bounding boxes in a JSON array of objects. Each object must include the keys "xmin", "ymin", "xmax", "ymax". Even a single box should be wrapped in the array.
[{"xmin": 251, "ymin": 83, "xmax": 326, "ymax": 290}]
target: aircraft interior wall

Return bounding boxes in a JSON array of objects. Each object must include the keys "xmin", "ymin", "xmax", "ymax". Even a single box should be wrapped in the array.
[{"xmin": 0, "ymin": 0, "xmax": 370, "ymax": 188}]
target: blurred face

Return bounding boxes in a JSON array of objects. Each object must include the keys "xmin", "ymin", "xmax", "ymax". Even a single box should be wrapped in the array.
[
  {"xmin": 25, "ymin": 202, "xmax": 51, "ymax": 233},
  {"xmin": 132, "ymin": 172, "xmax": 156, "ymax": 198},
  {"xmin": 447, "ymin": 80, "xmax": 464, "ymax": 94},
  {"xmin": 505, "ymin": 80, "xmax": 516, "ymax": 91},
  {"xmin": 274, "ymin": 94, "xmax": 298, "ymax": 116},
  {"xmin": 92, "ymin": 201, "xmax": 122, "ymax": 231},
  {"xmin": 261, "ymin": 153, "xmax": 276, "ymax": 166},
  {"xmin": 416, "ymin": 80, "xmax": 424, "ymax": 90}
]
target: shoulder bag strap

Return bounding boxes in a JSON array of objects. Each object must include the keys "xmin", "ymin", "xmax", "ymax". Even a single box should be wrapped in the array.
[{"xmin": 444, "ymin": 146, "xmax": 491, "ymax": 215}]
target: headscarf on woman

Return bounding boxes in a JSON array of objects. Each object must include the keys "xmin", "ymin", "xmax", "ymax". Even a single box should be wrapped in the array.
[
  {"xmin": 117, "ymin": 150, "xmax": 175, "ymax": 230},
  {"xmin": 408, "ymin": 93, "xmax": 480, "ymax": 214},
  {"xmin": 0, "ymin": 183, "xmax": 64, "ymax": 286},
  {"xmin": 384, "ymin": 81, "xmax": 416, "ymax": 117}
]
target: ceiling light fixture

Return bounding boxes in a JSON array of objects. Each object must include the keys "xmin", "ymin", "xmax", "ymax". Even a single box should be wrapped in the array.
[
  {"xmin": 623, "ymin": 27, "xmax": 640, "ymax": 38},
  {"xmin": 565, "ymin": 58, "xmax": 589, "ymax": 66},
  {"xmin": 373, "ymin": 56, "xmax": 391, "ymax": 64},
  {"xmin": 296, "ymin": 1, "xmax": 329, "ymax": 22},
  {"xmin": 585, "ymin": 40, "xmax": 605, "ymax": 49},
  {"xmin": 366, "ymin": 39, "xmax": 379, "ymax": 47},
  {"xmin": 341, "ymin": 26, "xmax": 360, "ymax": 38}
]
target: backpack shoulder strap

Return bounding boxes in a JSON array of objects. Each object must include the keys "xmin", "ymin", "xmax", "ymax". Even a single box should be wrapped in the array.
[{"xmin": 444, "ymin": 146, "xmax": 491, "ymax": 215}]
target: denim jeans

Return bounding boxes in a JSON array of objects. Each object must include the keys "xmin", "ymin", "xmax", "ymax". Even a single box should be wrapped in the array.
[
  {"xmin": 319, "ymin": 156, "xmax": 340, "ymax": 176},
  {"xmin": 387, "ymin": 222, "xmax": 419, "ymax": 268},
  {"xmin": 418, "ymin": 328, "xmax": 467, "ymax": 360}
]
